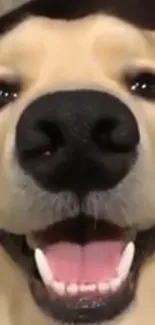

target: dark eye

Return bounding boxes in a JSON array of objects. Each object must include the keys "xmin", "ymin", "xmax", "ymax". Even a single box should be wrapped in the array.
[
  {"xmin": 0, "ymin": 80, "xmax": 21, "ymax": 108},
  {"xmin": 126, "ymin": 71, "xmax": 155, "ymax": 100}
]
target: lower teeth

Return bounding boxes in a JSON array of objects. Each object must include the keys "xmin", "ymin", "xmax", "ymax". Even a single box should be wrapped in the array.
[{"xmin": 34, "ymin": 242, "xmax": 135, "ymax": 297}]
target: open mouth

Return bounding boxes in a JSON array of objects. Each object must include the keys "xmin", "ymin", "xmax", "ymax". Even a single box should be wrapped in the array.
[{"xmin": 1, "ymin": 215, "xmax": 155, "ymax": 324}]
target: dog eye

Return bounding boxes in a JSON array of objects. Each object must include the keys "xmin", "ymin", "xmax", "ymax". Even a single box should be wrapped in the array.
[
  {"xmin": 0, "ymin": 80, "xmax": 21, "ymax": 108},
  {"xmin": 126, "ymin": 72, "xmax": 155, "ymax": 100}
]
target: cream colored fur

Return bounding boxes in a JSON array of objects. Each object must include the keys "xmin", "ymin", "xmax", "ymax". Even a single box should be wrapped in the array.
[{"xmin": 0, "ymin": 14, "xmax": 155, "ymax": 324}]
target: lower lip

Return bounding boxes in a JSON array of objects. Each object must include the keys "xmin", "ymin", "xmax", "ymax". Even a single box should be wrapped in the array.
[{"xmin": 30, "ymin": 273, "xmax": 135, "ymax": 324}]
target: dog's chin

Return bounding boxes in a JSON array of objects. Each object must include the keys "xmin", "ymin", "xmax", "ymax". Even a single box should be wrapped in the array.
[{"xmin": 1, "ymin": 215, "xmax": 155, "ymax": 324}]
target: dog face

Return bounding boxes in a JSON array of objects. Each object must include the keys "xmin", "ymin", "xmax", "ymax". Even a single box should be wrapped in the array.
[{"xmin": 1, "ymin": 9, "xmax": 155, "ymax": 325}]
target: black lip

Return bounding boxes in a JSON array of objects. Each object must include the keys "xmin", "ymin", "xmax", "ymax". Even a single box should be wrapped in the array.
[
  {"xmin": 0, "ymin": 223, "xmax": 155, "ymax": 323},
  {"xmin": 33, "ymin": 216, "xmax": 124, "ymax": 247},
  {"xmin": 31, "ymin": 276, "xmax": 135, "ymax": 324},
  {"xmin": 30, "ymin": 224, "xmax": 155, "ymax": 323}
]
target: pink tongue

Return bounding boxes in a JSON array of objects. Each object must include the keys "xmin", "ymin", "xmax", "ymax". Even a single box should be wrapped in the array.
[{"xmin": 44, "ymin": 241, "xmax": 123, "ymax": 284}]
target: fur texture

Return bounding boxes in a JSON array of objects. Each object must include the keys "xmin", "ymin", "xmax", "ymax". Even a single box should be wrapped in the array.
[{"xmin": 0, "ymin": 7, "xmax": 155, "ymax": 325}]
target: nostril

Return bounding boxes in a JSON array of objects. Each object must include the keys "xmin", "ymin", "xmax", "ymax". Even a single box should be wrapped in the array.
[
  {"xmin": 92, "ymin": 117, "xmax": 139, "ymax": 153},
  {"xmin": 92, "ymin": 119, "xmax": 118, "ymax": 151},
  {"xmin": 17, "ymin": 121, "xmax": 65, "ymax": 163},
  {"xmin": 110, "ymin": 122, "xmax": 139, "ymax": 151},
  {"xmin": 16, "ymin": 91, "xmax": 140, "ymax": 193},
  {"xmin": 38, "ymin": 121, "xmax": 65, "ymax": 155}
]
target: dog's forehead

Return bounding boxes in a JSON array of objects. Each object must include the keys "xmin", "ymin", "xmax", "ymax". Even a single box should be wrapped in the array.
[
  {"xmin": 1, "ymin": 1, "xmax": 155, "ymax": 89},
  {"xmin": 0, "ymin": 15, "xmax": 151, "ymax": 65},
  {"xmin": 0, "ymin": 14, "xmax": 154, "ymax": 96}
]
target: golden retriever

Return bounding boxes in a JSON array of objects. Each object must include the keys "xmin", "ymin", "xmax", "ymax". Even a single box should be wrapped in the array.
[{"xmin": 0, "ymin": 1, "xmax": 155, "ymax": 324}]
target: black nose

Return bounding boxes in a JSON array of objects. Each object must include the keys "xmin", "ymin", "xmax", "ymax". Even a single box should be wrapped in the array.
[{"xmin": 16, "ymin": 90, "xmax": 139, "ymax": 194}]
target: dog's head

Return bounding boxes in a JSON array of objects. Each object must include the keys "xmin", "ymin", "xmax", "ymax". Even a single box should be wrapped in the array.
[{"xmin": 1, "ymin": 1, "xmax": 155, "ymax": 324}]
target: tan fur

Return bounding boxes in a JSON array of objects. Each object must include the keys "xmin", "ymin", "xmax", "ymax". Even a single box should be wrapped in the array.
[{"xmin": 0, "ymin": 14, "xmax": 155, "ymax": 324}]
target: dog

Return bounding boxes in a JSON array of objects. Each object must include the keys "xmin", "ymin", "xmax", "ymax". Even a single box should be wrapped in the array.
[{"xmin": 1, "ymin": 0, "xmax": 155, "ymax": 324}]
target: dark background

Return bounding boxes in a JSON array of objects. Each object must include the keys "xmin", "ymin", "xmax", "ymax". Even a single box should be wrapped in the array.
[{"xmin": 1, "ymin": 0, "xmax": 155, "ymax": 34}]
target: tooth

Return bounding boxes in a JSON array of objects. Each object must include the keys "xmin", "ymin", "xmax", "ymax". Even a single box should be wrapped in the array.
[
  {"xmin": 67, "ymin": 283, "xmax": 78, "ymax": 296},
  {"xmin": 109, "ymin": 277, "xmax": 121, "ymax": 292},
  {"xmin": 98, "ymin": 282, "xmax": 110, "ymax": 294},
  {"xmin": 86, "ymin": 284, "xmax": 97, "ymax": 292},
  {"xmin": 34, "ymin": 249, "xmax": 53, "ymax": 286},
  {"xmin": 117, "ymin": 242, "xmax": 135, "ymax": 281},
  {"xmin": 52, "ymin": 281, "xmax": 65, "ymax": 296},
  {"xmin": 79, "ymin": 285, "xmax": 88, "ymax": 292},
  {"xmin": 79, "ymin": 284, "xmax": 96, "ymax": 293}
]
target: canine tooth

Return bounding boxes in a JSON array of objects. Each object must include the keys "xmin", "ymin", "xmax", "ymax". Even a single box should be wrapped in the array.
[
  {"xmin": 67, "ymin": 284, "xmax": 78, "ymax": 295},
  {"xmin": 109, "ymin": 277, "xmax": 121, "ymax": 292},
  {"xmin": 98, "ymin": 282, "xmax": 110, "ymax": 294},
  {"xmin": 79, "ymin": 284, "xmax": 96, "ymax": 293},
  {"xmin": 52, "ymin": 281, "xmax": 65, "ymax": 296},
  {"xmin": 117, "ymin": 242, "xmax": 135, "ymax": 281},
  {"xmin": 34, "ymin": 249, "xmax": 53, "ymax": 286}
]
